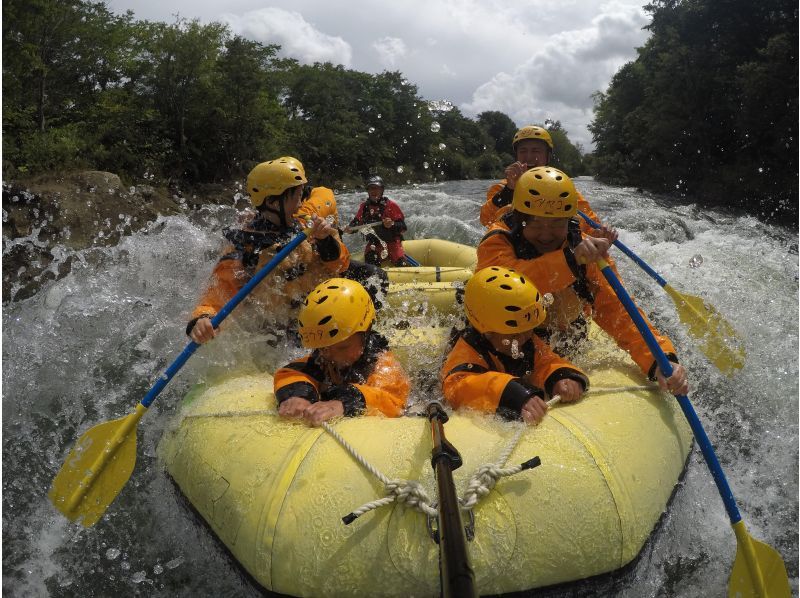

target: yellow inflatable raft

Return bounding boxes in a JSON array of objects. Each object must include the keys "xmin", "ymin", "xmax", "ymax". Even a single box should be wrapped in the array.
[
  {"xmin": 371, "ymin": 238, "xmax": 476, "ymax": 318},
  {"xmin": 159, "ymin": 324, "xmax": 693, "ymax": 596}
]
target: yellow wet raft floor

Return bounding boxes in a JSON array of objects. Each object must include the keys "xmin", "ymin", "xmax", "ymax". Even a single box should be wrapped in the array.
[{"xmin": 159, "ymin": 324, "xmax": 693, "ymax": 597}]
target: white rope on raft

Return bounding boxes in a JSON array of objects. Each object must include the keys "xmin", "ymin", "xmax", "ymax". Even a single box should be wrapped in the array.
[
  {"xmin": 459, "ymin": 395, "xmax": 560, "ymax": 511},
  {"xmin": 321, "ymin": 420, "xmax": 439, "ymax": 521}
]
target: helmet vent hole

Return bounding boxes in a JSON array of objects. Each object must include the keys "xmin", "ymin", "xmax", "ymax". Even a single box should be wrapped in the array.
[
  {"xmin": 534, "ymin": 174, "xmax": 543, "ymax": 180},
  {"xmin": 560, "ymin": 192, "xmax": 570, "ymax": 198},
  {"xmin": 505, "ymin": 320, "xmax": 518, "ymax": 328},
  {"xmin": 563, "ymin": 204, "xmax": 573, "ymax": 211},
  {"xmin": 528, "ymin": 189, "xmax": 540, "ymax": 196},
  {"xmin": 505, "ymin": 305, "xmax": 521, "ymax": 312},
  {"xmin": 316, "ymin": 296, "xmax": 329, "ymax": 305},
  {"xmin": 555, "ymin": 175, "xmax": 563, "ymax": 181},
  {"xmin": 318, "ymin": 315, "xmax": 332, "ymax": 325},
  {"xmin": 486, "ymin": 276, "xmax": 497, "ymax": 282},
  {"xmin": 328, "ymin": 329, "xmax": 339, "ymax": 338},
  {"xmin": 499, "ymin": 284, "xmax": 512, "ymax": 290}
]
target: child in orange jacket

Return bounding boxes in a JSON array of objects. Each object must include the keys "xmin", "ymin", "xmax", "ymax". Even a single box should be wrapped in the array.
[
  {"xmin": 476, "ymin": 166, "xmax": 688, "ymax": 396},
  {"xmin": 274, "ymin": 278, "xmax": 410, "ymax": 426},
  {"xmin": 187, "ymin": 157, "xmax": 350, "ymax": 344},
  {"xmin": 441, "ymin": 266, "xmax": 588, "ymax": 425}
]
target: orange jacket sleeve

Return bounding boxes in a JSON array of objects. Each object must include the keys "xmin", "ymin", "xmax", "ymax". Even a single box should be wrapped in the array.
[
  {"xmin": 587, "ymin": 259, "xmax": 677, "ymax": 376},
  {"xmin": 320, "ymin": 231, "xmax": 350, "ymax": 273},
  {"xmin": 297, "ymin": 186, "xmax": 340, "ymax": 227},
  {"xmin": 476, "ymin": 224, "xmax": 578, "ymax": 295},
  {"xmin": 577, "ymin": 193, "xmax": 609, "ymax": 238},
  {"xmin": 274, "ymin": 355, "xmax": 321, "ymax": 402},
  {"xmin": 480, "ymin": 180, "xmax": 512, "ymax": 226},
  {"xmin": 190, "ymin": 248, "xmax": 246, "ymax": 320},
  {"xmin": 441, "ymin": 337, "xmax": 519, "ymax": 413},
  {"xmin": 353, "ymin": 351, "xmax": 410, "ymax": 417},
  {"xmin": 527, "ymin": 336, "xmax": 589, "ymax": 392}
]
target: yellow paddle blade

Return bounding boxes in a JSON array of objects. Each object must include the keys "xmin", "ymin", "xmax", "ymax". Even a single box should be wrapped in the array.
[
  {"xmin": 49, "ymin": 405, "xmax": 147, "ymax": 527},
  {"xmin": 729, "ymin": 522, "xmax": 791, "ymax": 598},
  {"xmin": 664, "ymin": 284, "xmax": 745, "ymax": 375}
]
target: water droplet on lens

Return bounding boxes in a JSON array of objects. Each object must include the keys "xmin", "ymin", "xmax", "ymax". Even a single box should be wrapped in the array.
[
  {"xmin": 689, "ymin": 254, "xmax": 704, "ymax": 268},
  {"xmin": 430, "ymin": 121, "xmax": 440, "ymax": 133}
]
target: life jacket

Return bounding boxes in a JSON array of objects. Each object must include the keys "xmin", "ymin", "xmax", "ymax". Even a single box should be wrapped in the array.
[
  {"xmin": 274, "ymin": 331, "xmax": 409, "ymax": 417},
  {"xmin": 352, "ymin": 197, "xmax": 406, "ymax": 244},
  {"xmin": 190, "ymin": 214, "xmax": 350, "ymax": 330}
]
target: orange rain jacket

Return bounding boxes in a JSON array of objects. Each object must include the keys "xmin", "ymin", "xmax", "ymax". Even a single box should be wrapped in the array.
[
  {"xmin": 274, "ymin": 332, "xmax": 409, "ymax": 417},
  {"xmin": 187, "ymin": 204, "xmax": 350, "ymax": 334},
  {"xmin": 476, "ymin": 214, "xmax": 677, "ymax": 377},
  {"xmin": 297, "ymin": 186, "xmax": 340, "ymax": 228},
  {"xmin": 480, "ymin": 180, "xmax": 602, "ymax": 234},
  {"xmin": 441, "ymin": 327, "xmax": 588, "ymax": 419}
]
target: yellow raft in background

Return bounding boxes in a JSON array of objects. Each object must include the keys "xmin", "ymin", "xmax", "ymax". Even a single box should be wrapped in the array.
[
  {"xmin": 159, "ymin": 324, "xmax": 693, "ymax": 596},
  {"xmin": 376, "ymin": 238, "xmax": 476, "ymax": 317}
]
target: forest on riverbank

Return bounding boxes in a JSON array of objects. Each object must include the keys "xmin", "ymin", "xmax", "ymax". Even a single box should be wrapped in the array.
[
  {"xmin": 3, "ymin": 0, "xmax": 797, "ymax": 222},
  {"xmin": 590, "ymin": 0, "xmax": 797, "ymax": 221},
  {"xmin": 2, "ymin": 0, "xmax": 586, "ymax": 190}
]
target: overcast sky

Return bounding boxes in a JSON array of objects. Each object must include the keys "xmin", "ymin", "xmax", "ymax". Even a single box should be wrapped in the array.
[{"xmin": 106, "ymin": 0, "xmax": 652, "ymax": 150}]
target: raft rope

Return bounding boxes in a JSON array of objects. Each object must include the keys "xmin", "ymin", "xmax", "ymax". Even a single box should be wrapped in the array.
[
  {"xmin": 322, "ymin": 421, "xmax": 439, "ymax": 523},
  {"xmin": 458, "ymin": 395, "xmax": 560, "ymax": 512},
  {"xmin": 182, "ymin": 384, "xmax": 661, "ymax": 528}
]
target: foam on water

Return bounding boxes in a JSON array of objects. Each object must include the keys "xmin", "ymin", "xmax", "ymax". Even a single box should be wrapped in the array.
[{"xmin": 3, "ymin": 179, "xmax": 797, "ymax": 596}]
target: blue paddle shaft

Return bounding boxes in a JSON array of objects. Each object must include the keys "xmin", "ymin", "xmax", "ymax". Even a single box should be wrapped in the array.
[
  {"xmin": 597, "ymin": 260, "xmax": 742, "ymax": 525},
  {"xmin": 578, "ymin": 211, "xmax": 668, "ymax": 288},
  {"xmin": 140, "ymin": 231, "xmax": 308, "ymax": 408},
  {"xmin": 406, "ymin": 254, "xmax": 421, "ymax": 267}
]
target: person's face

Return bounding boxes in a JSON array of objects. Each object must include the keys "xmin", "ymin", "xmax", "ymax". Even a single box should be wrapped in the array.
[
  {"xmin": 284, "ymin": 184, "xmax": 304, "ymax": 215},
  {"xmin": 484, "ymin": 329, "xmax": 534, "ymax": 356},
  {"xmin": 318, "ymin": 332, "xmax": 366, "ymax": 367},
  {"xmin": 367, "ymin": 185, "xmax": 383, "ymax": 201},
  {"xmin": 521, "ymin": 216, "xmax": 570, "ymax": 254},
  {"xmin": 515, "ymin": 139, "xmax": 550, "ymax": 167}
]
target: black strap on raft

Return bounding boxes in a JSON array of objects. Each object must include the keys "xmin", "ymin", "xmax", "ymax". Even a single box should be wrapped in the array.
[{"xmin": 426, "ymin": 401, "xmax": 478, "ymax": 598}]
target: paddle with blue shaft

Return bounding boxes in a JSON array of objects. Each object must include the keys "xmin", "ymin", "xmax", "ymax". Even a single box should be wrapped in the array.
[
  {"xmin": 596, "ymin": 257, "xmax": 790, "ymax": 598},
  {"xmin": 49, "ymin": 229, "xmax": 311, "ymax": 527},
  {"xmin": 578, "ymin": 211, "xmax": 745, "ymax": 375}
]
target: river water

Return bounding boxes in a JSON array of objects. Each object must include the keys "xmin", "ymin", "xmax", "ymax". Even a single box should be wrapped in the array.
[{"xmin": 3, "ymin": 178, "xmax": 797, "ymax": 596}]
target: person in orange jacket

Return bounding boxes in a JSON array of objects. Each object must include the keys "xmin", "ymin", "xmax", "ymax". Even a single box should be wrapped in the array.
[
  {"xmin": 187, "ymin": 157, "xmax": 350, "ymax": 344},
  {"xmin": 441, "ymin": 266, "xmax": 588, "ymax": 425},
  {"xmin": 480, "ymin": 125, "xmax": 605, "ymax": 234},
  {"xmin": 476, "ymin": 166, "xmax": 689, "ymax": 395},
  {"xmin": 274, "ymin": 278, "xmax": 410, "ymax": 425}
]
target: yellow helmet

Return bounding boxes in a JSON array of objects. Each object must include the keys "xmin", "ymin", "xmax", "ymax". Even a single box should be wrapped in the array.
[
  {"xmin": 246, "ymin": 157, "xmax": 307, "ymax": 207},
  {"xmin": 464, "ymin": 267, "xmax": 546, "ymax": 334},
  {"xmin": 512, "ymin": 166, "xmax": 578, "ymax": 218},
  {"xmin": 298, "ymin": 278, "xmax": 376, "ymax": 348},
  {"xmin": 512, "ymin": 125, "xmax": 553, "ymax": 151}
]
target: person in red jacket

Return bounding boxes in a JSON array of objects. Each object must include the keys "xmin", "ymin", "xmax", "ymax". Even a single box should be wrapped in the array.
[
  {"xmin": 345, "ymin": 175, "xmax": 410, "ymax": 266},
  {"xmin": 187, "ymin": 157, "xmax": 349, "ymax": 344},
  {"xmin": 441, "ymin": 266, "xmax": 588, "ymax": 425},
  {"xmin": 274, "ymin": 278, "xmax": 410, "ymax": 425},
  {"xmin": 480, "ymin": 125, "xmax": 606, "ymax": 236},
  {"xmin": 477, "ymin": 166, "xmax": 689, "ymax": 395}
]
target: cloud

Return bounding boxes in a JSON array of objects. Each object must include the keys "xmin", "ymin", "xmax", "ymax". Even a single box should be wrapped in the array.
[
  {"xmin": 372, "ymin": 36, "xmax": 408, "ymax": 69},
  {"xmin": 461, "ymin": 2, "xmax": 650, "ymax": 149},
  {"xmin": 221, "ymin": 7, "xmax": 352, "ymax": 66}
]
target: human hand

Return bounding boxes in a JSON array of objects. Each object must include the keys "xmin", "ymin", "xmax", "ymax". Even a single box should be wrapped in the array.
[
  {"xmin": 573, "ymin": 236, "xmax": 612, "ymax": 265},
  {"xmin": 656, "ymin": 361, "xmax": 689, "ymax": 396},
  {"xmin": 504, "ymin": 161, "xmax": 528, "ymax": 189},
  {"xmin": 278, "ymin": 397, "xmax": 313, "ymax": 418},
  {"xmin": 382, "ymin": 217, "xmax": 394, "ymax": 228},
  {"xmin": 303, "ymin": 400, "xmax": 344, "ymax": 426},
  {"xmin": 308, "ymin": 214, "xmax": 336, "ymax": 240},
  {"xmin": 520, "ymin": 395, "xmax": 548, "ymax": 425},
  {"xmin": 552, "ymin": 379, "xmax": 583, "ymax": 403},
  {"xmin": 596, "ymin": 224, "xmax": 619, "ymax": 243},
  {"xmin": 189, "ymin": 316, "xmax": 217, "ymax": 344}
]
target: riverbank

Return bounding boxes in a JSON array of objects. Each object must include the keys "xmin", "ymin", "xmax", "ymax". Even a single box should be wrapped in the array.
[{"xmin": 2, "ymin": 171, "xmax": 248, "ymax": 302}]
